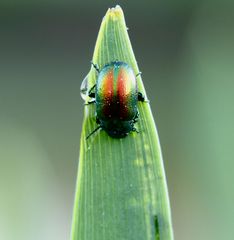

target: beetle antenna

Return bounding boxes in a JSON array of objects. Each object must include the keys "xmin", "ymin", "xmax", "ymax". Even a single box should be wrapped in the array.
[
  {"xmin": 91, "ymin": 61, "xmax": 100, "ymax": 73},
  {"xmin": 86, "ymin": 126, "xmax": 101, "ymax": 140}
]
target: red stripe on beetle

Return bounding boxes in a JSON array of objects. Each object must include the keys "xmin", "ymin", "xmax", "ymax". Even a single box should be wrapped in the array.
[
  {"xmin": 103, "ymin": 69, "xmax": 114, "ymax": 118},
  {"xmin": 117, "ymin": 68, "xmax": 129, "ymax": 119}
]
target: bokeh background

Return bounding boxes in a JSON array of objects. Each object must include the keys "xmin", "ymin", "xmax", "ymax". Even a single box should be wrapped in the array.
[{"xmin": 1, "ymin": 1, "xmax": 234, "ymax": 240}]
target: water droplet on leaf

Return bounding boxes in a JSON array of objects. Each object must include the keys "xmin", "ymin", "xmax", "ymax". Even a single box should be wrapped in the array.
[{"xmin": 80, "ymin": 74, "xmax": 89, "ymax": 101}]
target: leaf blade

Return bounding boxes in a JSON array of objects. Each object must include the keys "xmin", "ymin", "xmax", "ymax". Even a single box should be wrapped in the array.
[{"xmin": 71, "ymin": 5, "xmax": 173, "ymax": 240}]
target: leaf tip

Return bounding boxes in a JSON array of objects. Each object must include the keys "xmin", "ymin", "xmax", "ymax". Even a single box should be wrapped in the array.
[{"xmin": 105, "ymin": 5, "xmax": 124, "ymax": 21}]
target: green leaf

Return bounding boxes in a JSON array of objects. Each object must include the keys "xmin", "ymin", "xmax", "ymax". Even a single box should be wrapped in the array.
[{"xmin": 71, "ymin": 5, "xmax": 173, "ymax": 240}]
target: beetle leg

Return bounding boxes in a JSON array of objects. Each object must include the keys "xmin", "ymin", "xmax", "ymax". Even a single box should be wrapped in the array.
[
  {"xmin": 84, "ymin": 99, "xmax": 96, "ymax": 105},
  {"xmin": 138, "ymin": 92, "xmax": 145, "ymax": 102},
  {"xmin": 91, "ymin": 61, "xmax": 100, "ymax": 73},
  {"xmin": 132, "ymin": 127, "xmax": 139, "ymax": 133},
  {"xmin": 96, "ymin": 117, "xmax": 100, "ymax": 124},
  {"xmin": 88, "ymin": 92, "xmax": 95, "ymax": 98},
  {"xmin": 88, "ymin": 84, "xmax": 96, "ymax": 98},
  {"xmin": 138, "ymin": 92, "xmax": 150, "ymax": 103},
  {"xmin": 133, "ymin": 111, "xmax": 139, "ymax": 123}
]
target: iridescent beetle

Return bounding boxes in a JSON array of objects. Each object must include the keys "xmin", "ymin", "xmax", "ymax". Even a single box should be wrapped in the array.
[{"xmin": 86, "ymin": 61, "xmax": 145, "ymax": 139}]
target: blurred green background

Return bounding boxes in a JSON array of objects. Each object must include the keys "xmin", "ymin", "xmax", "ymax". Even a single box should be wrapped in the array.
[{"xmin": 0, "ymin": 1, "xmax": 234, "ymax": 240}]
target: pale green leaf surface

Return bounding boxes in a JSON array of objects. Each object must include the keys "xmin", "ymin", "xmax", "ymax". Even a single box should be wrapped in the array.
[{"xmin": 71, "ymin": 5, "xmax": 173, "ymax": 240}]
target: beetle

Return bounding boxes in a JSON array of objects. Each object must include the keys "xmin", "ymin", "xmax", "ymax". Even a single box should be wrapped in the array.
[{"xmin": 86, "ymin": 60, "xmax": 145, "ymax": 139}]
